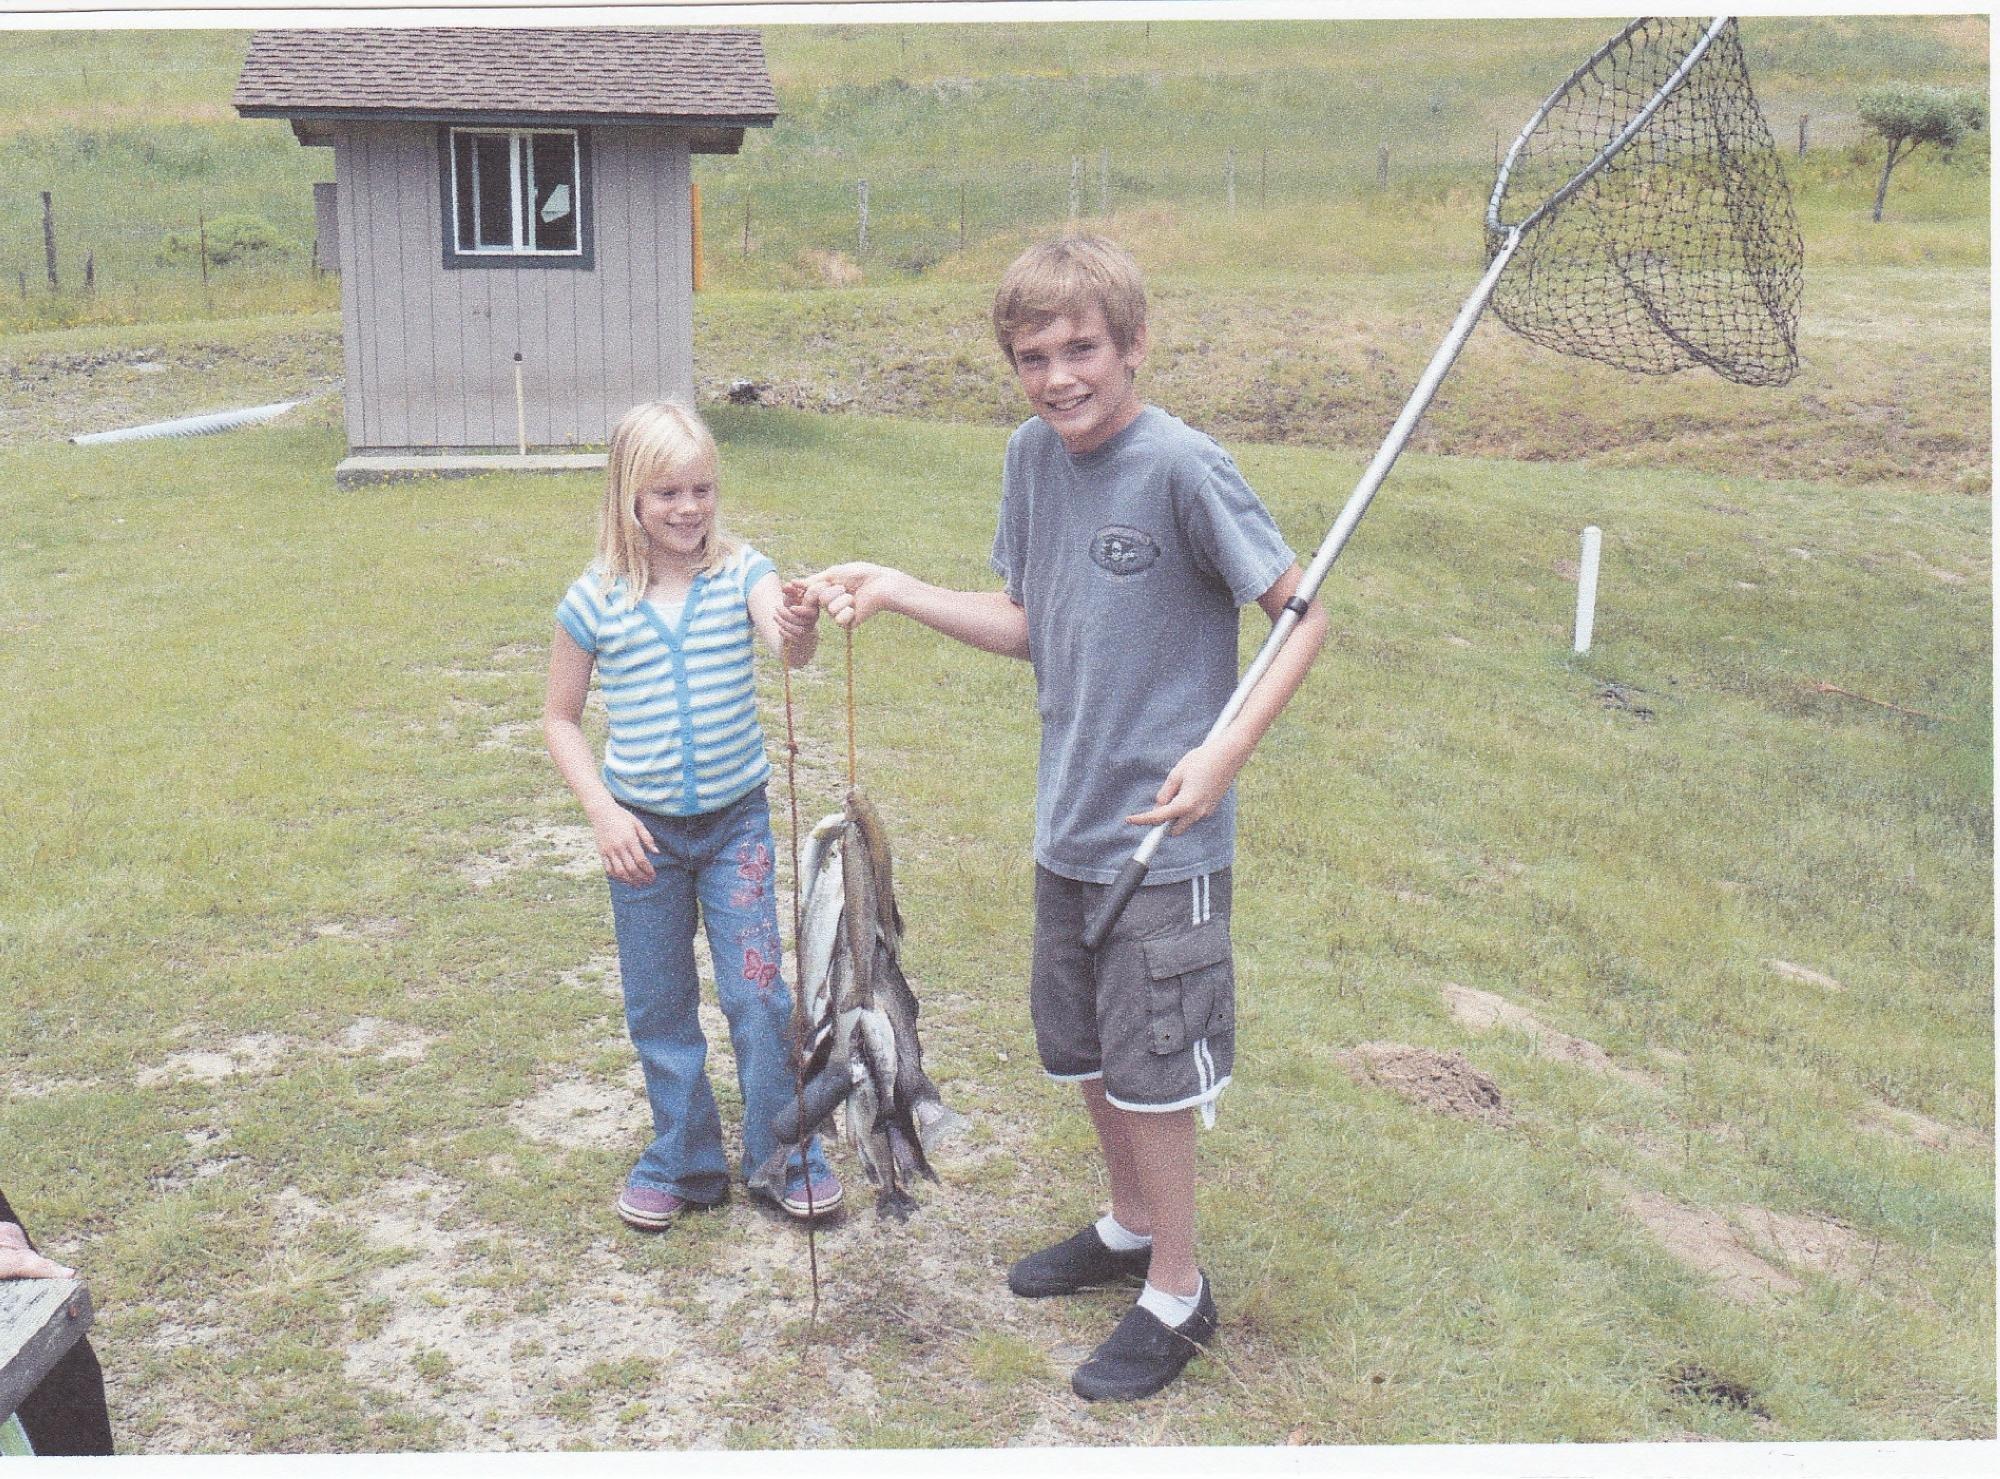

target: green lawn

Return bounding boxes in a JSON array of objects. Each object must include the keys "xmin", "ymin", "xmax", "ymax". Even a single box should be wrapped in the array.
[{"xmin": 0, "ymin": 406, "xmax": 1988, "ymax": 1449}]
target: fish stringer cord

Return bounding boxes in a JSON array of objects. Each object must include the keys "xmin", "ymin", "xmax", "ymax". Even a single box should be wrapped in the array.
[
  {"xmin": 844, "ymin": 625, "xmax": 858, "ymax": 790},
  {"xmin": 778, "ymin": 658, "xmax": 821, "ymax": 1326}
]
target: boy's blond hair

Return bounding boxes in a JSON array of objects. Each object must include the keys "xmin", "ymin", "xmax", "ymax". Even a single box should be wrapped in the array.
[
  {"xmin": 991, "ymin": 234, "xmax": 1148, "ymax": 364},
  {"xmin": 595, "ymin": 400, "xmax": 741, "ymax": 603}
]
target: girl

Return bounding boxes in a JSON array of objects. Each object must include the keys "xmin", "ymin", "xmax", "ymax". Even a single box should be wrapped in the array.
[{"xmin": 543, "ymin": 401, "xmax": 839, "ymax": 1228}]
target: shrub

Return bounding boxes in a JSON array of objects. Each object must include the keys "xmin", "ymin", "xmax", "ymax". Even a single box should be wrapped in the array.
[{"xmin": 157, "ymin": 213, "xmax": 292, "ymax": 268}]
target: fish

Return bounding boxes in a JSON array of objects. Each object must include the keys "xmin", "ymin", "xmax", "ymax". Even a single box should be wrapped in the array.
[{"xmin": 753, "ymin": 788, "xmax": 967, "ymax": 1219}]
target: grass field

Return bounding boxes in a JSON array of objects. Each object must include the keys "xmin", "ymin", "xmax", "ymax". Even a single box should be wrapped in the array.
[{"xmin": 0, "ymin": 405, "xmax": 1989, "ymax": 1450}]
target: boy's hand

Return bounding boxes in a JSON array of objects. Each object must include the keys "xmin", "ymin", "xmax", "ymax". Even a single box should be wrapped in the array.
[
  {"xmin": 1126, "ymin": 737, "xmax": 1248, "ymax": 836},
  {"xmin": 774, "ymin": 578, "xmax": 821, "ymax": 643},
  {"xmin": 589, "ymin": 802, "xmax": 660, "ymax": 886},
  {"xmin": 806, "ymin": 563, "xmax": 907, "ymax": 630}
]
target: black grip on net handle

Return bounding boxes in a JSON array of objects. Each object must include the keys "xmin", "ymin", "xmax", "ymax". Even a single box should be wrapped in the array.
[{"xmin": 1078, "ymin": 232, "xmax": 1525, "ymax": 952}]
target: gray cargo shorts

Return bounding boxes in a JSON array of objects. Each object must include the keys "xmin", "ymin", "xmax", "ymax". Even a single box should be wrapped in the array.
[{"xmin": 1029, "ymin": 864, "xmax": 1234, "ymax": 1114}]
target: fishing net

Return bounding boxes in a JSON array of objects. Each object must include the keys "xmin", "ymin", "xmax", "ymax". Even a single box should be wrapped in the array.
[{"xmin": 1485, "ymin": 16, "xmax": 1802, "ymax": 387}]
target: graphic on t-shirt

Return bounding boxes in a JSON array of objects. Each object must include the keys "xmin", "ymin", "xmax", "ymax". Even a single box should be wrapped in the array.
[{"xmin": 1090, "ymin": 525, "xmax": 1160, "ymax": 577}]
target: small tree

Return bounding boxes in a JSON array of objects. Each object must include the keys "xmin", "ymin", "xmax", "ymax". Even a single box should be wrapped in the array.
[{"xmin": 1857, "ymin": 84, "xmax": 1986, "ymax": 222}]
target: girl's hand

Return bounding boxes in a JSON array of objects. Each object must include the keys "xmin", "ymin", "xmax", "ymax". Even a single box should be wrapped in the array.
[
  {"xmin": 590, "ymin": 803, "xmax": 660, "ymax": 885},
  {"xmin": 774, "ymin": 579, "xmax": 821, "ymax": 643},
  {"xmin": 1124, "ymin": 737, "xmax": 1249, "ymax": 836}
]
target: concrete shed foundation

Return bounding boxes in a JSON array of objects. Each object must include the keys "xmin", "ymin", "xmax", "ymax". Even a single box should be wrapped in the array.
[{"xmin": 335, "ymin": 452, "xmax": 607, "ymax": 488}]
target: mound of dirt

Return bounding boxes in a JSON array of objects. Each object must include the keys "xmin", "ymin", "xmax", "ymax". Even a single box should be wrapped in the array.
[{"xmin": 1335, "ymin": 1042, "xmax": 1510, "ymax": 1125}]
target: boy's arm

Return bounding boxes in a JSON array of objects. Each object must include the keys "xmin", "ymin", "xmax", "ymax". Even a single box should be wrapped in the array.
[
  {"xmin": 1125, "ymin": 562, "xmax": 1329, "ymax": 836},
  {"xmin": 543, "ymin": 627, "xmax": 660, "ymax": 884},
  {"xmin": 808, "ymin": 562, "xmax": 1030, "ymax": 660}
]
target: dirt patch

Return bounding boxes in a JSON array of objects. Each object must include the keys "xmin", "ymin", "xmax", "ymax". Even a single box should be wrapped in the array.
[
  {"xmin": 1442, "ymin": 984, "xmax": 1659, "ymax": 1089},
  {"xmin": 557, "ymin": 954, "xmax": 623, "ymax": 1000},
  {"xmin": 1617, "ymin": 1186, "xmax": 1871, "ymax": 1304},
  {"xmin": 507, "ymin": 1069, "xmax": 649, "ymax": 1151},
  {"xmin": 1763, "ymin": 959, "xmax": 1843, "ymax": 991},
  {"xmin": 1859, "ymin": 1100, "xmax": 1989, "ymax": 1156},
  {"xmin": 457, "ymin": 820, "xmax": 602, "ymax": 889},
  {"xmin": 135, "ymin": 1033, "xmax": 294, "ymax": 1088},
  {"xmin": 1620, "ymin": 1187, "xmax": 1801, "ymax": 1304},
  {"xmin": 338, "ymin": 1017, "xmax": 438, "ymax": 1064},
  {"xmin": 330, "ymin": 1173, "xmax": 739, "ymax": 1449},
  {"xmin": 1728, "ymin": 1204, "xmax": 1868, "ymax": 1281},
  {"xmin": 310, "ymin": 916, "xmax": 407, "ymax": 942},
  {"xmin": 1335, "ymin": 1042, "xmax": 1510, "ymax": 1125}
]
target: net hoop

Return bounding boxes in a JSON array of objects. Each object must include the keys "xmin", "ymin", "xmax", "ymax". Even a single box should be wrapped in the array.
[
  {"xmin": 1488, "ymin": 16, "xmax": 1730, "ymax": 236},
  {"xmin": 1480, "ymin": 15, "xmax": 1803, "ymax": 388}
]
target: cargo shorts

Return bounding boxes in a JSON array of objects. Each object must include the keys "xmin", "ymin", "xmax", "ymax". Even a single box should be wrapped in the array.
[{"xmin": 1029, "ymin": 864, "xmax": 1235, "ymax": 1114}]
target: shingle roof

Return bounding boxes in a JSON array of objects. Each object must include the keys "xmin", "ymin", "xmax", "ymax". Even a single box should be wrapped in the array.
[{"xmin": 234, "ymin": 28, "xmax": 778, "ymax": 124}]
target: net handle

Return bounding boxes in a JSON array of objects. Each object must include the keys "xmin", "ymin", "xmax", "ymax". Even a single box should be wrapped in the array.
[{"xmin": 1487, "ymin": 15, "xmax": 1734, "ymax": 236}]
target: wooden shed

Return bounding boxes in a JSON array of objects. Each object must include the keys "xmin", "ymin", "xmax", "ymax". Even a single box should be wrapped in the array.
[{"xmin": 233, "ymin": 28, "xmax": 777, "ymax": 475}]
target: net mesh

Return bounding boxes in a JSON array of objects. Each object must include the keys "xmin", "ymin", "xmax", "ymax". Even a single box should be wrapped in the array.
[{"xmin": 1486, "ymin": 17, "xmax": 1802, "ymax": 387}]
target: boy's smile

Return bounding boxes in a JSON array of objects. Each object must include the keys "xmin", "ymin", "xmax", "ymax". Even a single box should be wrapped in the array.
[{"xmin": 1010, "ymin": 307, "xmax": 1148, "ymax": 457}]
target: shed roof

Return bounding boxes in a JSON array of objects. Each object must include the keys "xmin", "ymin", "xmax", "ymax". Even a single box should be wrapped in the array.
[{"xmin": 235, "ymin": 27, "xmax": 779, "ymax": 140}]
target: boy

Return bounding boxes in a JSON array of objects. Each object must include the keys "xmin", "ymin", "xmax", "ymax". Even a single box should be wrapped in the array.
[{"xmin": 811, "ymin": 235, "xmax": 1326, "ymax": 1401}]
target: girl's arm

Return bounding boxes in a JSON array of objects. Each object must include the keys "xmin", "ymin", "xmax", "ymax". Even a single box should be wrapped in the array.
[
  {"xmin": 747, "ymin": 571, "xmax": 821, "ymax": 668},
  {"xmin": 543, "ymin": 626, "xmax": 660, "ymax": 885}
]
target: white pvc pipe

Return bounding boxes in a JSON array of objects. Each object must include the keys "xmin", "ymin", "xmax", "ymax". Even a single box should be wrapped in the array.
[
  {"xmin": 70, "ymin": 400, "xmax": 300, "ymax": 446},
  {"xmin": 1574, "ymin": 525, "xmax": 1603, "ymax": 653}
]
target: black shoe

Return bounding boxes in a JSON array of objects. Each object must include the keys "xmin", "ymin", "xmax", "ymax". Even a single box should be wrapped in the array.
[
  {"xmin": 1007, "ymin": 1225, "xmax": 1152, "ymax": 1298},
  {"xmin": 1070, "ymin": 1277, "xmax": 1218, "ymax": 1402}
]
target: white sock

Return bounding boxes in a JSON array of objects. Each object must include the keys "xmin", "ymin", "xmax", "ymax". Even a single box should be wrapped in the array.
[
  {"xmin": 1138, "ymin": 1275, "xmax": 1204, "ymax": 1328},
  {"xmin": 1094, "ymin": 1214, "xmax": 1151, "ymax": 1252}
]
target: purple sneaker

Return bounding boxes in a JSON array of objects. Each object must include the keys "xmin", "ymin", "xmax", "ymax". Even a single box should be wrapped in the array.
[
  {"xmin": 616, "ymin": 1185, "xmax": 689, "ymax": 1231},
  {"xmin": 779, "ymin": 1169, "xmax": 843, "ymax": 1221}
]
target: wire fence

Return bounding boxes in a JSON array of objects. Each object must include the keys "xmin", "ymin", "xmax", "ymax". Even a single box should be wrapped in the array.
[{"xmin": 0, "ymin": 109, "xmax": 1908, "ymax": 309}]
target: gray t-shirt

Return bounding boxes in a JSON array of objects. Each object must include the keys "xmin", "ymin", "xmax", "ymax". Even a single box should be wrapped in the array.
[{"xmin": 989, "ymin": 407, "xmax": 1296, "ymax": 885}]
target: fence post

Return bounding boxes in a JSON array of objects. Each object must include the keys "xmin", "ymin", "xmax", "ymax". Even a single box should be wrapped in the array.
[
  {"xmin": 1574, "ymin": 526, "xmax": 1603, "ymax": 654},
  {"xmin": 41, "ymin": 191, "xmax": 57, "ymax": 292},
  {"xmin": 198, "ymin": 210, "xmax": 209, "ymax": 290},
  {"xmin": 1225, "ymin": 148, "xmax": 1236, "ymax": 212},
  {"xmin": 857, "ymin": 179, "xmax": 868, "ymax": 257},
  {"xmin": 1797, "ymin": 113, "xmax": 1808, "ymax": 158},
  {"xmin": 17, "ymin": 269, "xmax": 26, "ymax": 301},
  {"xmin": 958, "ymin": 181, "xmax": 966, "ymax": 252},
  {"xmin": 1069, "ymin": 156, "xmax": 1081, "ymax": 223},
  {"xmin": 83, "ymin": 250, "xmax": 93, "ymax": 295},
  {"xmin": 690, "ymin": 182, "xmax": 703, "ymax": 291},
  {"xmin": 1377, "ymin": 143, "xmax": 1389, "ymax": 189},
  {"xmin": 743, "ymin": 193, "xmax": 751, "ymax": 257}
]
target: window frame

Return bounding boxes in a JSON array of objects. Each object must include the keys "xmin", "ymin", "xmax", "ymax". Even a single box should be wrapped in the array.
[{"xmin": 439, "ymin": 125, "xmax": 594, "ymax": 270}]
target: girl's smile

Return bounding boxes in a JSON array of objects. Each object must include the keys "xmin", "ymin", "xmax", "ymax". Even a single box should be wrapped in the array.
[{"xmin": 636, "ymin": 464, "xmax": 718, "ymax": 567}]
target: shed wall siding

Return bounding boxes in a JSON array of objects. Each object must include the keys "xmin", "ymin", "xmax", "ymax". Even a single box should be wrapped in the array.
[{"xmin": 334, "ymin": 121, "xmax": 694, "ymax": 452}]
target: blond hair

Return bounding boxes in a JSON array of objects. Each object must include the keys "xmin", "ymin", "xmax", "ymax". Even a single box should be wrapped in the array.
[
  {"xmin": 594, "ymin": 401, "xmax": 740, "ymax": 603},
  {"xmin": 991, "ymin": 234, "xmax": 1148, "ymax": 364}
]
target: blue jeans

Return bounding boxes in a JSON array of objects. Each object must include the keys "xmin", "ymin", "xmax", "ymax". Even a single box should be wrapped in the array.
[{"xmin": 607, "ymin": 785, "xmax": 828, "ymax": 1203}]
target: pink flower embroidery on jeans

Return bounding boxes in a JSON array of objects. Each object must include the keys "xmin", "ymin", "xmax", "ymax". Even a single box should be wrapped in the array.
[
  {"xmin": 741, "ymin": 946, "xmax": 780, "ymax": 994},
  {"xmin": 731, "ymin": 842, "xmax": 773, "ymax": 908}
]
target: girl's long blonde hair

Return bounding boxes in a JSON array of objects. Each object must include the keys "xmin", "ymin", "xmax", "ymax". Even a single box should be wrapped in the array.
[{"xmin": 594, "ymin": 400, "xmax": 741, "ymax": 603}]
